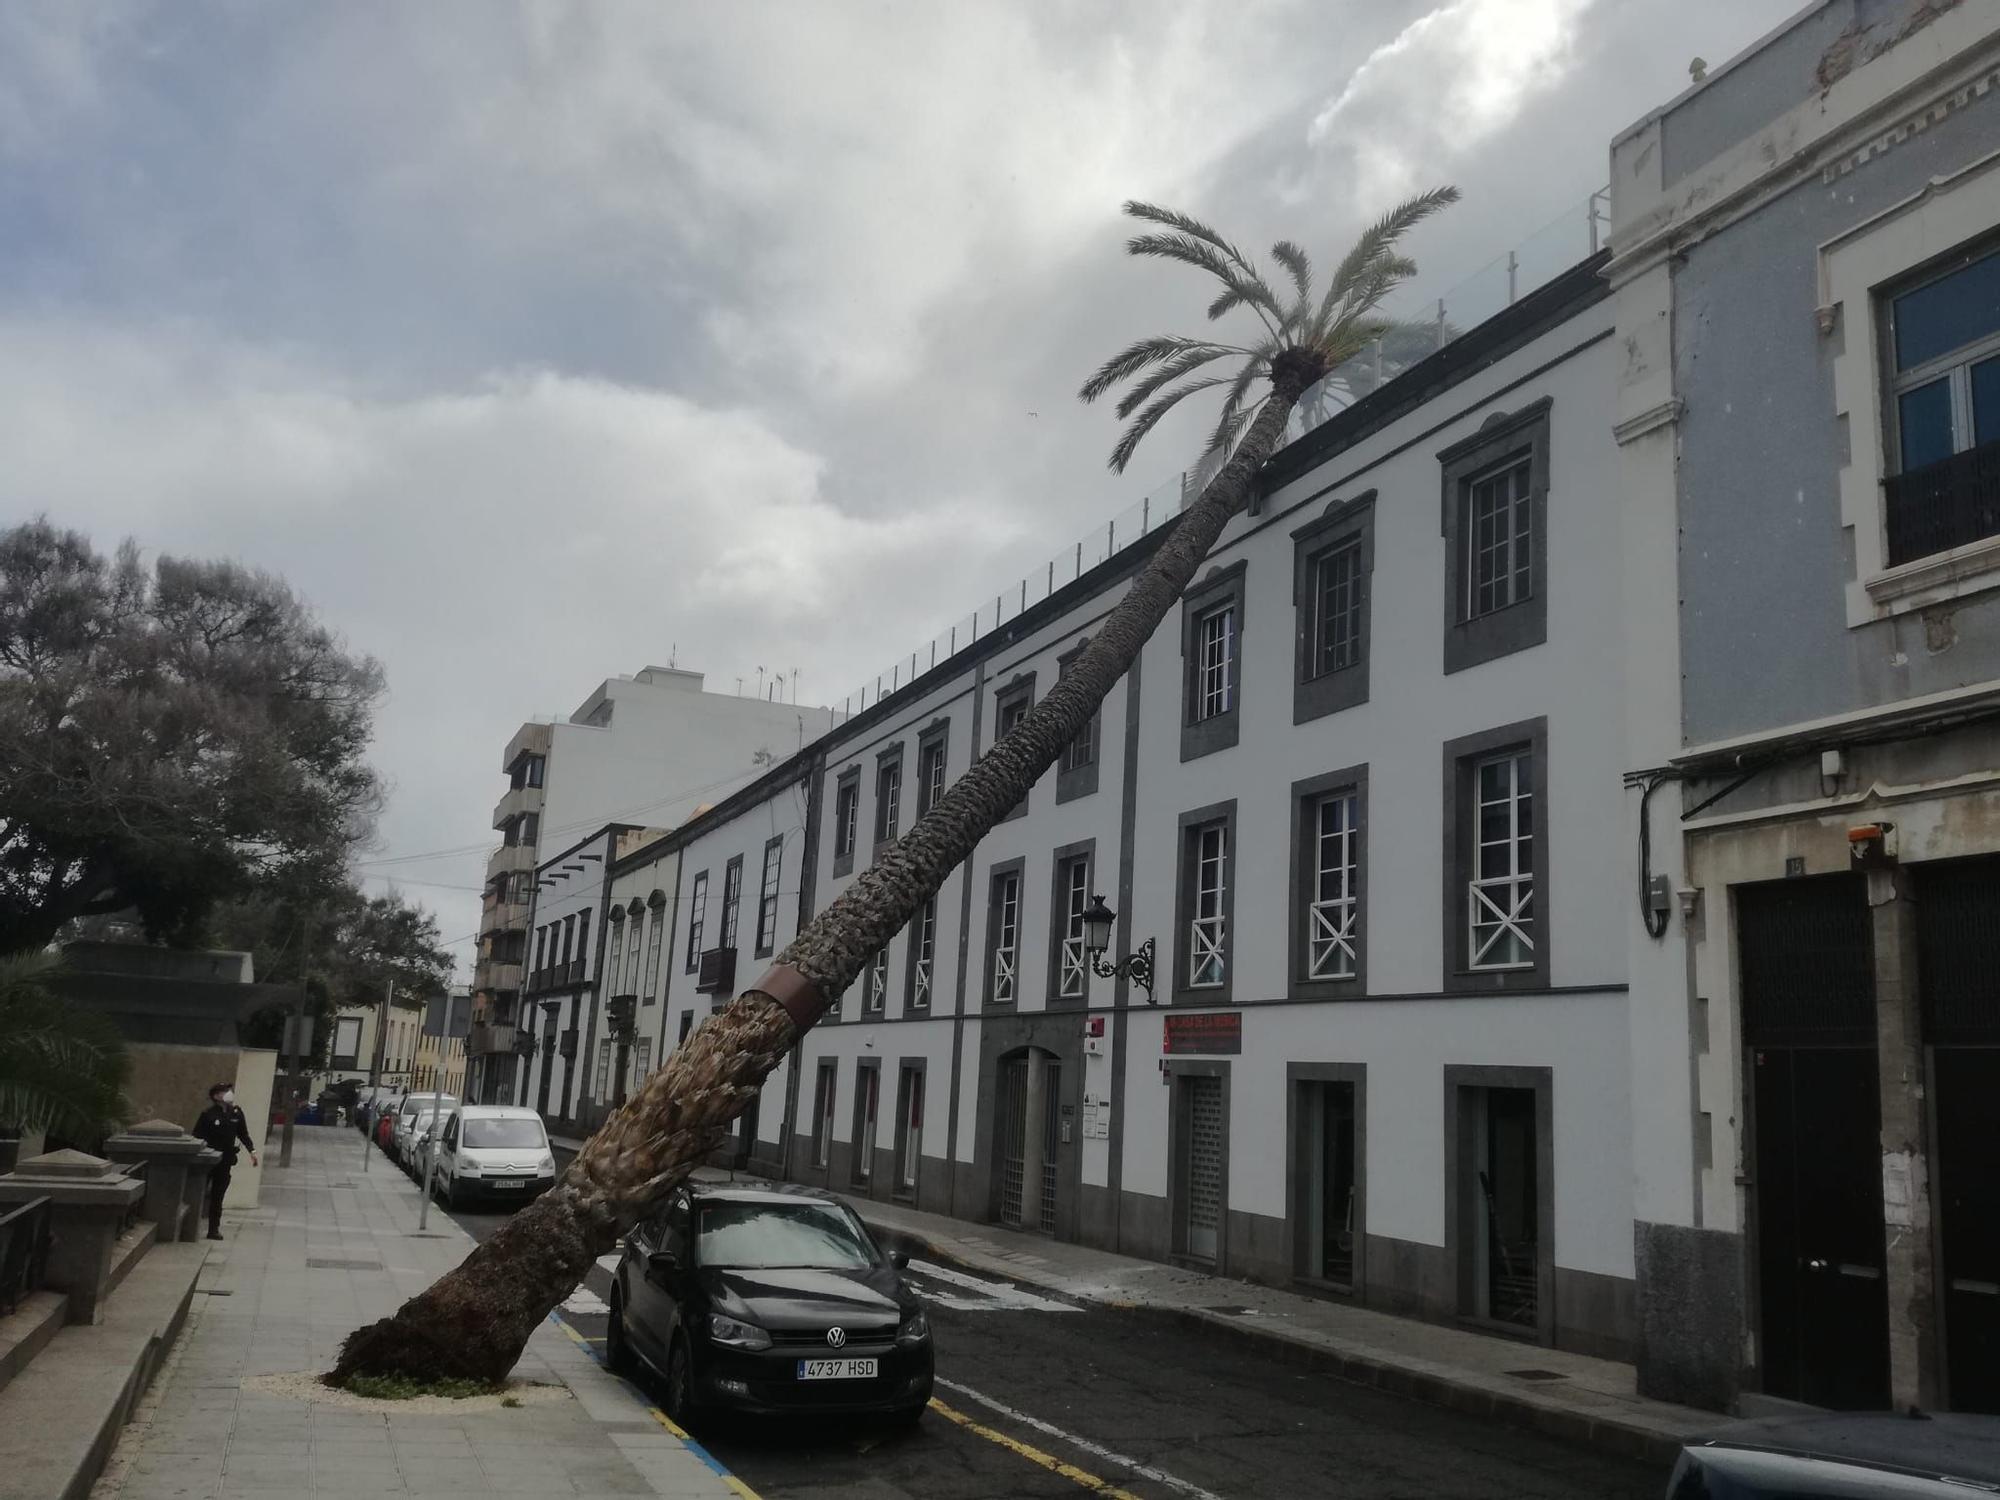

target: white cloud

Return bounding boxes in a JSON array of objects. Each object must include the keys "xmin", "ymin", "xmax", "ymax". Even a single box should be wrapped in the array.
[{"xmin": 1308, "ymin": 0, "xmax": 1596, "ymax": 203}]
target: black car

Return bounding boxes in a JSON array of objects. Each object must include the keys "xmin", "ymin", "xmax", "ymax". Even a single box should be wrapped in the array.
[
  {"xmin": 1667, "ymin": 1412, "xmax": 2000, "ymax": 1497},
  {"xmin": 606, "ymin": 1182, "xmax": 934, "ymax": 1429}
]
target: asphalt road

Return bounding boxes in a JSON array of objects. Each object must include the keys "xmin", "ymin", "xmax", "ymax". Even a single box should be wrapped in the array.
[{"xmin": 433, "ymin": 1182, "xmax": 1666, "ymax": 1500}]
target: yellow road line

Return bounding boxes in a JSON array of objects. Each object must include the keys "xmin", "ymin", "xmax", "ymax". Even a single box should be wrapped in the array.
[{"xmin": 929, "ymin": 1396, "xmax": 1144, "ymax": 1499}]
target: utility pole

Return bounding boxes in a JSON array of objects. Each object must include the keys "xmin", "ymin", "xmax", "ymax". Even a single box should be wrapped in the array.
[{"xmin": 278, "ymin": 910, "xmax": 313, "ymax": 1170}]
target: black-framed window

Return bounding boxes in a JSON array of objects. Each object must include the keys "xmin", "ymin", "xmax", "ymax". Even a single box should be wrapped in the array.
[
  {"xmin": 754, "ymin": 836, "xmax": 783, "ymax": 957},
  {"xmin": 1179, "ymin": 563, "xmax": 1245, "ymax": 761},
  {"xmin": 874, "ymin": 744, "xmax": 904, "ymax": 847},
  {"xmin": 1438, "ymin": 399, "xmax": 1550, "ymax": 675},
  {"xmin": 863, "ymin": 945, "xmax": 890, "ymax": 1015},
  {"xmin": 983, "ymin": 857, "xmax": 1025, "ymax": 1006},
  {"xmin": 1881, "ymin": 241, "xmax": 2000, "ymax": 564},
  {"xmin": 574, "ymin": 910, "xmax": 588, "ymax": 978},
  {"xmin": 916, "ymin": 720, "xmax": 949, "ymax": 817},
  {"xmin": 1442, "ymin": 718, "xmax": 1549, "ymax": 994},
  {"xmin": 905, "ymin": 897, "xmax": 937, "ymax": 1011},
  {"xmin": 1055, "ymin": 638, "xmax": 1101, "ymax": 804},
  {"xmin": 1173, "ymin": 800, "xmax": 1237, "ymax": 1003},
  {"xmin": 992, "ymin": 674, "xmax": 1035, "ymax": 821},
  {"xmin": 719, "ymin": 855, "xmax": 743, "ymax": 953},
  {"xmin": 832, "ymin": 768, "xmax": 860, "ymax": 877},
  {"xmin": 1048, "ymin": 840, "xmax": 1094, "ymax": 1005},
  {"xmin": 1292, "ymin": 494, "xmax": 1374, "ymax": 724},
  {"xmin": 624, "ymin": 901, "xmax": 646, "ymax": 992},
  {"xmin": 1290, "ymin": 766, "xmax": 1367, "ymax": 994},
  {"xmin": 894, "ymin": 1061, "xmax": 926, "ymax": 1196},
  {"xmin": 683, "ymin": 870, "xmax": 709, "ymax": 972}
]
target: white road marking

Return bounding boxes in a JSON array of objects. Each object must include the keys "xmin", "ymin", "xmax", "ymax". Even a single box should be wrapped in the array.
[
  {"xmin": 562, "ymin": 1286, "xmax": 610, "ymax": 1314},
  {"xmin": 906, "ymin": 1259, "xmax": 1078, "ymax": 1312},
  {"xmin": 934, "ymin": 1376, "xmax": 1225, "ymax": 1500}
]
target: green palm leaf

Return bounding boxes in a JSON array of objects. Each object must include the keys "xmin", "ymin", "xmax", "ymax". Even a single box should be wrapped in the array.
[
  {"xmin": 1110, "ymin": 376, "xmax": 1237, "ymax": 474},
  {"xmin": 0, "ymin": 952, "xmax": 131, "ymax": 1143}
]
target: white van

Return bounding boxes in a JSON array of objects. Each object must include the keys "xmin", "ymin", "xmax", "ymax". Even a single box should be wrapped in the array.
[{"xmin": 430, "ymin": 1106, "xmax": 557, "ymax": 1211}]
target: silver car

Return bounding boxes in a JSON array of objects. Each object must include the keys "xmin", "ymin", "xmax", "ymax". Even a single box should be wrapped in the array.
[{"xmin": 392, "ymin": 1093, "xmax": 457, "ymax": 1171}]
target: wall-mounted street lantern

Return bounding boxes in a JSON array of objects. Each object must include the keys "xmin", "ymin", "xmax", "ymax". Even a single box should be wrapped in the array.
[{"xmin": 1081, "ymin": 894, "xmax": 1155, "ymax": 1004}]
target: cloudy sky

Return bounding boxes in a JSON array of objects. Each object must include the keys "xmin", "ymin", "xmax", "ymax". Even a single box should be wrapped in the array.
[{"xmin": 0, "ymin": 0, "xmax": 1796, "ymax": 971}]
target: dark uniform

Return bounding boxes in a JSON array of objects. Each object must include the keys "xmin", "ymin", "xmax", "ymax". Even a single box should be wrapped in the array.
[{"xmin": 192, "ymin": 1099, "xmax": 256, "ymax": 1237}]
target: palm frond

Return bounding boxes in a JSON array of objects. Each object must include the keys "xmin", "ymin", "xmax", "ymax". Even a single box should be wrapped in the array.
[
  {"xmin": 1125, "ymin": 233, "xmax": 1286, "ymax": 325},
  {"xmin": 1124, "ymin": 202, "xmax": 1263, "ymax": 290},
  {"xmin": 1271, "ymin": 241, "xmax": 1312, "ymax": 314},
  {"xmin": 1078, "ymin": 335, "xmax": 1247, "ymax": 405},
  {"xmin": 1114, "ymin": 345, "xmax": 1246, "ymax": 420},
  {"xmin": 0, "ymin": 952, "xmax": 131, "ymax": 1141},
  {"xmin": 1315, "ymin": 186, "xmax": 1460, "ymax": 333},
  {"xmin": 1108, "ymin": 376, "xmax": 1236, "ymax": 474}
]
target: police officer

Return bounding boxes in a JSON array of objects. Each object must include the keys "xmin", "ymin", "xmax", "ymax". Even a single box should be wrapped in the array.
[{"xmin": 192, "ymin": 1083, "xmax": 258, "ymax": 1241}]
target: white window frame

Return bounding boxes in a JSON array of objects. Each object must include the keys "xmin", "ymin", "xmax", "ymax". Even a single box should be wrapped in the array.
[
  {"xmin": 1189, "ymin": 823, "xmax": 1228, "ymax": 989},
  {"xmin": 606, "ymin": 917, "xmax": 626, "ymax": 990},
  {"xmin": 898, "ymin": 1068, "xmax": 923, "ymax": 1190},
  {"xmin": 756, "ymin": 840, "xmax": 782, "ymax": 953},
  {"xmin": 684, "ymin": 871, "xmax": 708, "ymax": 971},
  {"xmin": 812, "ymin": 1062, "xmax": 836, "ymax": 1168},
  {"xmin": 1307, "ymin": 792, "xmax": 1359, "ymax": 980},
  {"xmin": 1469, "ymin": 751, "xmax": 1535, "ymax": 971},
  {"xmin": 1312, "ymin": 539, "xmax": 1365, "ymax": 676},
  {"xmin": 1829, "ymin": 154, "xmax": 2000, "ymax": 621},
  {"xmin": 1195, "ymin": 604, "xmax": 1235, "ymax": 721},
  {"xmin": 835, "ymin": 780, "xmax": 858, "ymax": 859},
  {"xmin": 1058, "ymin": 858, "xmax": 1088, "ymax": 1000},
  {"xmin": 865, "ymin": 947, "xmax": 889, "ymax": 1014},
  {"xmin": 991, "ymin": 871, "xmax": 1020, "ymax": 1003},
  {"xmin": 920, "ymin": 739, "xmax": 947, "ymax": 815},
  {"xmin": 910, "ymin": 898, "xmax": 935, "ymax": 1010},
  {"xmin": 1465, "ymin": 456, "xmax": 1533, "ymax": 620},
  {"xmin": 876, "ymin": 759, "xmax": 902, "ymax": 844},
  {"xmin": 720, "ymin": 859, "xmax": 743, "ymax": 952}
]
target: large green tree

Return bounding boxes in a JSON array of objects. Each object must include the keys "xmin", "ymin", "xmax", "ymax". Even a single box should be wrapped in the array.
[
  {"xmin": 0, "ymin": 520, "xmax": 385, "ymax": 955},
  {"xmin": 333, "ymin": 189, "xmax": 1457, "ymax": 1390}
]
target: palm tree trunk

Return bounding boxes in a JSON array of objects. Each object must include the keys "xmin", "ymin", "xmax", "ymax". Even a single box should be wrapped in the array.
[{"xmin": 331, "ymin": 358, "xmax": 1318, "ymax": 1386}]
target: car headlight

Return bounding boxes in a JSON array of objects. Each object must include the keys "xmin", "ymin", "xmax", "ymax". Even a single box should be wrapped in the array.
[
  {"xmin": 456, "ymin": 1165, "xmax": 481, "ymax": 1177},
  {"xmin": 537, "ymin": 1154, "xmax": 556, "ymax": 1175},
  {"xmin": 896, "ymin": 1307, "xmax": 930, "ymax": 1345},
  {"xmin": 707, "ymin": 1314, "xmax": 771, "ymax": 1351}
]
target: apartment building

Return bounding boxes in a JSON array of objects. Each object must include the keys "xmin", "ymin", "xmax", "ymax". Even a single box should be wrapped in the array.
[
  {"xmin": 1611, "ymin": 0, "xmax": 2000, "ymax": 1416},
  {"xmin": 469, "ymin": 666, "xmax": 837, "ymax": 1102}
]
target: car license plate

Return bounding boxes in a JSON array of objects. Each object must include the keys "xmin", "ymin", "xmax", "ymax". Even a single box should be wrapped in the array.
[
  {"xmin": 489, "ymin": 1179, "xmax": 524, "ymax": 1190},
  {"xmin": 797, "ymin": 1357, "xmax": 876, "ymax": 1381}
]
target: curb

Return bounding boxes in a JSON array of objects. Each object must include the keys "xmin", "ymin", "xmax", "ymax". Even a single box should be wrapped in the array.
[{"xmin": 859, "ymin": 1214, "xmax": 1696, "ymax": 1471}]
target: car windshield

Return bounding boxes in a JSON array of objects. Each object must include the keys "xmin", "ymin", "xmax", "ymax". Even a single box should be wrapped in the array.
[
  {"xmin": 462, "ymin": 1118, "xmax": 546, "ymax": 1150},
  {"xmin": 695, "ymin": 1200, "xmax": 878, "ymax": 1271}
]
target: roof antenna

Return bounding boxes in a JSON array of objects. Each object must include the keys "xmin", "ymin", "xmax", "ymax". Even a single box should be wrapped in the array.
[{"xmin": 669, "ymin": 642, "xmax": 677, "ymax": 669}]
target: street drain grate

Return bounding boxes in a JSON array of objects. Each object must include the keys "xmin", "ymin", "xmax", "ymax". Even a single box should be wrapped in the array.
[
  {"xmin": 305, "ymin": 1257, "xmax": 382, "ymax": 1270},
  {"xmin": 1505, "ymin": 1369, "xmax": 1569, "ymax": 1382}
]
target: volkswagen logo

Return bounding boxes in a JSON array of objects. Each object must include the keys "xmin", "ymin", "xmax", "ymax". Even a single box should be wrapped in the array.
[{"xmin": 825, "ymin": 1327, "xmax": 847, "ymax": 1349}]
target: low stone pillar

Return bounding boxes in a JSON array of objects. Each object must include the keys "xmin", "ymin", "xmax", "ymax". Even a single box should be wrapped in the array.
[
  {"xmin": 104, "ymin": 1121, "xmax": 209, "ymax": 1244},
  {"xmin": 0, "ymin": 1149, "xmax": 145, "ymax": 1325}
]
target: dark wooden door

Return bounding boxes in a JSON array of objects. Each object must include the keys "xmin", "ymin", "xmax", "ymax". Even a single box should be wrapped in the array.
[{"xmin": 1935, "ymin": 1048, "xmax": 2000, "ymax": 1413}]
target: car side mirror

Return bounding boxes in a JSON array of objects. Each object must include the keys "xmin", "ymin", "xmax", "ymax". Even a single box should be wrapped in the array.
[
  {"xmin": 890, "ymin": 1251, "xmax": 909, "ymax": 1270},
  {"xmin": 648, "ymin": 1249, "xmax": 682, "ymax": 1275}
]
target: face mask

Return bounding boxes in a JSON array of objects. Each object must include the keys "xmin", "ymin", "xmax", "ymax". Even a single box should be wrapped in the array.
[{"xmin": 220, "ymin": 1092, "xmax": 235, "ymax": 1106}]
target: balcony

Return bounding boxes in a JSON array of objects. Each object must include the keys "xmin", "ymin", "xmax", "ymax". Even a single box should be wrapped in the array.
[
  {"xmin": 487, "ymin": 843, "xmax": 535, "ymax": 881},
  {"xmin": 467, "ymin": 1022, "xmax": 516, "ymax": 1057},
  {"xmin": 492, "ymin": 783, "xmax": 545, "ymax": 831},
  {"xmin": 483, "ymin": 900, "xmax": 530, "ymax": 936},
  {"xmin": 475, "ymin": 960, "xmax": 523, "ymax": 994},
  {"xmin": 1886, "ymin": 442, "xmax": 2000, "ymax": 567},
  {"xmin": 502, "ymin": 721, "xmax": 552, "ymax": 776}
]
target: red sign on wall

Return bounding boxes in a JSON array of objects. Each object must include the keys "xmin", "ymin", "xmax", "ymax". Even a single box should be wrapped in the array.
[{"xmin": 1162, "ymin": 1011, "xmax": 1242, "ymax": 1055}]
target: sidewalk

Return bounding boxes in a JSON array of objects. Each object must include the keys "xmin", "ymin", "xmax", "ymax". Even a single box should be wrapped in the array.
[
  {"xmin": 847, "ymin": 1191, "xmax": 1718, "ymax": 1469},
  {"xmin": 90, "ymin": 1125, "xmax": 747, "ymax": 1500}
]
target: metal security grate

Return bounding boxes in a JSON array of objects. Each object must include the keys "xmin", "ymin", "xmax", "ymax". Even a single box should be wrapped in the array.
[
  {"xmin": 997, "ymin": 1060, "xmax": 1028, "ymax": 1228},
  {"xmin": 1039, "ymin": 1063, "xmax": 1061, "ymax": 1234},
  {"xmin": 1885, "ymin": 442, "xmax": 2000, "ymax": 566},
  {"xmin": 1185, "ymin": 1076, "xmax": 1223, "ymax": 1261},
  {"xmin": 1736, "ymin": 875, "xmax": 1875, "ymax": 1047},
  {"xmin": 1917, "ymin": 854, "xmax": 2000, "ymax": 1045}
]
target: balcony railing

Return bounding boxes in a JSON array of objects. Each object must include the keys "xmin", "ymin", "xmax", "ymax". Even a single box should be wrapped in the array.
[
  {"xmin": 467, "ymin": 1022, "xmax": 517, "ymax": 1057},
  {"xmin": 1885, "ymin": 441, "xmax": 2000, "ymax": 567}
]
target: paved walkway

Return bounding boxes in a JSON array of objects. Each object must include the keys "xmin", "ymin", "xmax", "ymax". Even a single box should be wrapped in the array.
[
  {"xmin": 842, "ymin": 1191, "xmax": 1719, "ymax": 1465},
  {"xmin": 91, "ymin": 1125, "xmax": 745, "ymax": 1500}
]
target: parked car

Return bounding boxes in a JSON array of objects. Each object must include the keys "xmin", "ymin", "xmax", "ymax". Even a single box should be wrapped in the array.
[
  {"xmin": 391, "ymin": 1093, "xmax": 457, "ymax": 1168},
  {"xmin": 374, "ymin": 1102, "xmax": 400, "ymax": 1154},
  {"xmin": 606, "ymin": 1182, "xmax": 933, "ymax": 1431},
  {"xmin": 1666, "ymin": 1412, "xmax": 2000, "ymax": 1497},
  {"xmin": 429, "ymin": 1106, "xmax": 557, "ymax": 1211},
  {"xmin": 400, "ymin": 1107, "xmax": 447, "ymax": 1182}
]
